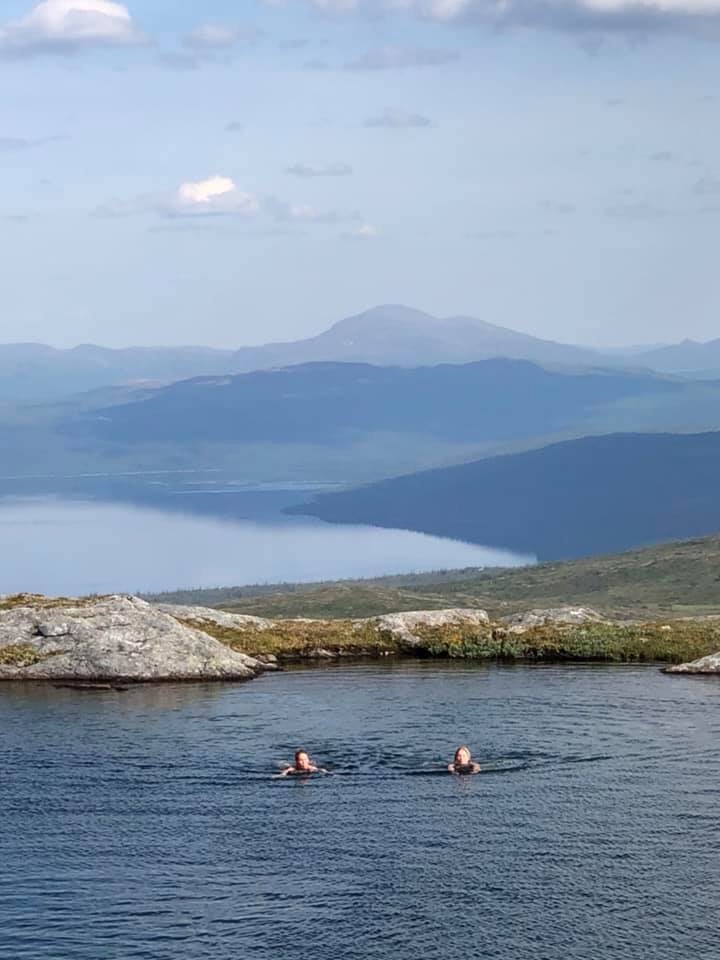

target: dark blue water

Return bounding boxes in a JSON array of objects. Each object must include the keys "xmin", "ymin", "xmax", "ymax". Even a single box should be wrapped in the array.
[{"xmin": 2, "ymin": 662, "xmax": 718, "ymax": 960}]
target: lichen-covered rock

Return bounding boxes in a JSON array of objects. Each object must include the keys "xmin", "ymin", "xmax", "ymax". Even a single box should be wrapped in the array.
[
  {"xmin": 665, "ymin": 651, "xmax": 720, "ymax": 674},
  {"xmin": 373, "ymin": 609, "xmax": 490, "ymax": 647},
  {"xmin": 154, "ymin": 603, "xmax": 272, "ymax": 632},
  {"xmin": 503, "ymin": 606, "xmax": 605, "ymax": 633},
  {"xmin": 0, "ymin": 595, "xmax": 267, "ymax": 682}
]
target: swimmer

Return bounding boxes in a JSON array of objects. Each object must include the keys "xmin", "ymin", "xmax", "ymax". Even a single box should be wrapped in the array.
[
  {"xmin": 448, "ymin": 745, "xmax": 481, "ymax": 775},
  {"xmin": 279, "ymin": 749, "xmax": 327, "ymax": 776}
]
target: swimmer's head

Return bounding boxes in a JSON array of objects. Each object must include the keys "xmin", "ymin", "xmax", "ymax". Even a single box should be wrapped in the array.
[
  {"xmin": 294, "ymin": 750, "xmax": 312, "ymax": 771},
  {"xmin": 454, "ymin": 746, "xmax": 471, "ymax": 766}
]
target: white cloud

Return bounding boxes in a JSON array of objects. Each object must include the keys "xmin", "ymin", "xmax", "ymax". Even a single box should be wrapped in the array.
[
  {"xmin": 0, "ymin": 0, "xmax": 144, "ymax": 56},
  {"xmin": 96, "ymin": 175, "xmax": 365, "ymax": 229},
  {"xmin": 171, "ymin": 176, "xmax": 260, "ymax": 217}
]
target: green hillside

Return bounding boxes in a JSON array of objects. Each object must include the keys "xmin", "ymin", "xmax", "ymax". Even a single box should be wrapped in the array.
[{"xmin": 147, "ymin": 533, "xmax": 720, "ymax": 620}]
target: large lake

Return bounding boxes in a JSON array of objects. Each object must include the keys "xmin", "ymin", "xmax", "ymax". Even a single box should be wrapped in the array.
[
  {"xmin": 1, "ymin": 663, "xmax": 717, "ymax": 960},
  {"xmin": 0, "ymin": 490, "xmax": 532, "ymax": 595}
]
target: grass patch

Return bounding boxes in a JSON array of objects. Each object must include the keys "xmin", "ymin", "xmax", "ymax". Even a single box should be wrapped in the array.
[
  {"xmin": 0, "ymin": 644, "xmax": 48, "ymax": 668},
  {"xmin": 0, "ymin": 594, "xmax": 106, "ymax": 612},
  {"xmin": 175, "ymin": 616, "xmax": 400, "ymax": 659},
  {"xmin": 414, "ymin": 620, "xmax": 720, "ymax": 664},
  {"xmin": 151, "ymin": 534, "xmax": 720, "ymax": 621}
]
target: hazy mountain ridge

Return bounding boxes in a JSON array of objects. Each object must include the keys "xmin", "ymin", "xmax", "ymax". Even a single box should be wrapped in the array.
[
  {"xmin": 631, "ymin": 338, "xmax": 720, "ymax": 373},
  {"xmin": 229, "ymin": 305, "xmax": 607, "ymax": 371},
  {"xmin": 1, "ymin": 304, "xmax": 606, "ymax": 405},
  {"xmin": 66, "ymin": 358, "xmax": 688, "ymax": 447},
  {"xmin": 0, "ymin": 342, "xmax": 236, "ymax": 402},
  {"xmin": 1, "ymin": 303, "xmax": 702, "ymax": 403}
]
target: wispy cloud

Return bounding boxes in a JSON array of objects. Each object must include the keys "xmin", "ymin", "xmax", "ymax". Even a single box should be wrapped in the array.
[
  {"xmin": 605, "ymin": 200, "xmax": 667, "ymax": 220},
  {"xmin": 693, "ymin": 175, "xmax": 720, "ymax": 195},
  {"xmin": 364, "ymin": 108, "xmax": 432, "ymax": 129},
  {"xmin": 301, "ymin": 0, "xmax": 720, "ymax": 40},
  {"xmin": 266, "ymin": 196, "xmax": 361, "ymax": 224},
  {"xmin": 343, "ymin": 222, "xmax": 378, "ymax": 238},
  {"xmin": 345, "ymin": 46, "xmax": 458, "ymax": 70},
  {"xmin": 160, "ymin": 21, "xmax": 261, "ymax": 69},
  {"xmin": 0, "ymin": 134, "xmax": 65, "ymax": 150},
  {"xmin": 286, "ymin": 161, "xmax": 353, "ymax": 177},
  {"xmin": 540, "ymin": 200, "xmax": 577, "ymax": 215}
]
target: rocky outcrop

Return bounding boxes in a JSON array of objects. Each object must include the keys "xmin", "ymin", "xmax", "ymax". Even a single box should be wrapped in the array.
[
  {"xmin": 0, "ymin": 595, "xmax": 268, "ymax": 683},
  {"xmin": 503, "ymin": 606, "xmax": 605, "ymax": 633},
  {"xmin": 3, "ymin": 594, "xmax": 716, "ymax": 679},
  {"xmin": 665, "ymin": 651, "xmax": 720, "ymax": 674},
  {"xmin": 373, "ymin": 609, "xmax": 490, "ymax": 647},
  {"xmin": 154, "ymin": 603, "xmax": 272, "ymax": 632}
]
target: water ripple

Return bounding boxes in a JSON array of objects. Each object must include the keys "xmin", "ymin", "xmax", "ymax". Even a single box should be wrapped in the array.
[{"xmin": 1, "ymin": 662, "xmax": 718, "ymax": 960}]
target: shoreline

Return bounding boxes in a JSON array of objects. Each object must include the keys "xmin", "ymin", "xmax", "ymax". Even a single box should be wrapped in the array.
[{"xmin": 2, "ymin": 595, "xmax": 720, "ymax": 683}]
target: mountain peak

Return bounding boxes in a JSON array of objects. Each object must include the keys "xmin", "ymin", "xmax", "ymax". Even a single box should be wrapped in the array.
[{"xmin": 330, "ymin": 304, "xmax": 438, "ymax": 333}]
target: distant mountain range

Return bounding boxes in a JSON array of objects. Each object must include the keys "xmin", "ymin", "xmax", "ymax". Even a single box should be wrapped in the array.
[
  {"xmin": 630, "ymin": 338, "xmax": 720, "ymax": 374},
  {"xmin": 294, "ymin": 431, "xmax": 720, "ymax": 561},
  {"xmin": 4, "ymin": 304, "xmax": 717, "ymax": 403},
  {"xmin": 229, "ymin": 304, "xmax": 605, "ymax": 371},
  {"xmin": 0, "ymin": 342, "xmax": 233, "ymax": 403}
]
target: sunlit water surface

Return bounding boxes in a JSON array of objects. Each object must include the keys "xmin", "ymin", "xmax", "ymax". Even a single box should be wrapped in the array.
[
  {"xmin": 2, "ymin": 663, "xmax": 718, "ymax": 960},
  {"xmin": 0, "ymin": 496, "xmax": 532, "ymax": 595}
]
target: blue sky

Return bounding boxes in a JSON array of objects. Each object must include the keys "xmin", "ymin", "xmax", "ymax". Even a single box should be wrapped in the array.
[{"xmin": 2, "ymin": 0, "xmax": 720, "ymax": 348}]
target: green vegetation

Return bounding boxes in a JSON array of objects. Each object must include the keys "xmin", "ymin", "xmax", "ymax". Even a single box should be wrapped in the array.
[
  {"xmin": 149, "ymin": 535, "xmax": 720, "ymax": 621},
  {"xmin": 0, "ymin": 594, "xmax": 103, "ymax": 611},
  {"xmin": 412, "ymin": 620, "xmax": 720, "ymax": 664},
  {"xmin": 170, "ymin": 613, "xmax": 720, "ymax": 665},
  {"xmin": 0, "ymin": 644, "xmax": 48, "ymax": 667},
  {"xmin": 176, "ymin": 617, "xmax": 399, "ymax": 658}
]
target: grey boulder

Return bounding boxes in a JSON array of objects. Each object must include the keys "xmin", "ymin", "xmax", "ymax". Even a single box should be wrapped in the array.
[
  {"xmin": 503, "ymin": 606, "xmax": 605, "ymax": 633},
  {"xmin": 373, "ymin": 609, "xmax": 490, "ymax": 647},
  {"xmin": 665, "ymin": 651, "xmax": 720, "ymax": 674},
  {"xmin": 0, "ymin": 595, "xmax": 267, "ymax": 682}
]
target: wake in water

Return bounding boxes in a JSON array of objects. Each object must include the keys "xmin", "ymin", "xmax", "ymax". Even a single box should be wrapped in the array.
[{"xmin": 265, "ymin": 745, "xmax": 612, "ymax": 781}]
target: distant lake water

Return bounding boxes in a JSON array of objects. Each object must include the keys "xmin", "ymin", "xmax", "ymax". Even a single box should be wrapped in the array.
[
  {"xmin": 2, "ymin": 663, "xmax": 718, "ymax": 960},
  {"xmin": 0, "ymin": 492, "xmax": 533, "ymax": 595}
]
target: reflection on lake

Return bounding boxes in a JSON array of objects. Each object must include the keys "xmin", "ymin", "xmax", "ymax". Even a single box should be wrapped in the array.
[{"xmin": 0, "ymin": 496, "xmax": 533, "ymax": 595}]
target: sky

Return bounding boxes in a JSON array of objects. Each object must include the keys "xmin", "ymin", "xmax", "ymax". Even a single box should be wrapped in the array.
[{"xmin": 2, "ymin": 0, "xmax": 720, "ymax": 349}]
